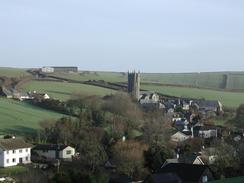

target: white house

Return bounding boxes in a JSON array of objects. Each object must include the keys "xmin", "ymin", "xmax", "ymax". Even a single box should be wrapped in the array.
[
  {"xmin": 33, "ymin": 144, "xmax": 75, "ymax": 160},
  {"xmin": 0, "ymin": 138, "xmax": 32, "ymax": 168}
]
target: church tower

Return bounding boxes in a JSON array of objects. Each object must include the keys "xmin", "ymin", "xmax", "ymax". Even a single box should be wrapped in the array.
[{"xmin": 128, "ymin": 71, "xmax": 140, "ymax": 100}]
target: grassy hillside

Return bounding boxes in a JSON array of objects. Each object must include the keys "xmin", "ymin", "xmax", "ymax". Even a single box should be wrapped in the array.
[
  {"xmin": 21, "ymin": 80, "xmax": 116, "ymax": 101},
  {"xmin": 0, "ymin": 67, "xmax": 30, "ymax": 77},
  {"xmin": 50, "ymin": 71, "xmax": 244, "ymax": 90},
  {"xmin": 49, "ymin": 71, "xmax": 127, "ymax": 83},
  {"xmin": 141, "ymin": 84, "xmax": 244, "ymax": 108},
  {"xmin": 0, "ymin": 98, "xmax": 64, "ymax": 135},
  {"xmin": 141, "ymin": 72, "xmax": 226, "ymax": 88},
  {"xmin": 211, "ymin": 177, "xmax": 244, "ymax": 183}
]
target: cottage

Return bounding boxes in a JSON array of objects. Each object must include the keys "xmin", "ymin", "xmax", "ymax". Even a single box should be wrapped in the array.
[
  {"xmin": 139, "ymin": 92, "xmax": 163, "ymax": 109},
  {"xmin": 33, "ymin": 144, "xmax": 75, "ymax": 160},
  {"xmin": 159, "ymin": 163, "xmax": 214, "ymax": 183},
  {"xmin": 28, "ymin": 92, "xmax": 50, "ymax": 100},
  {"xmin": 0, "ymin": 138, "xmax": 32, "ymax": 168}
]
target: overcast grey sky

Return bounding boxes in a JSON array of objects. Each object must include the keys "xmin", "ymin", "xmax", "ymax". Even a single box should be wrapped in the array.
[{"xmin": 0, "ymin": 0, "xmax": 244, "ymax": 73}]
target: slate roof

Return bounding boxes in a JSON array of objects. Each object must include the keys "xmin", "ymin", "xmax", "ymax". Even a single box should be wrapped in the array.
[
  {"xmin": 159, "ymin": 163, "xmax": 211, "ymax": 182},
  {"xmin": 0, "ymin": 138, "xmax": 32, "ymax": 150},
  {"xmin": 33, "ymin": 144, "xmax": 70, "ymax": 151},
  {"xmin": 194, "ymin": 100, "xmax": 220, "ymax": 109}
]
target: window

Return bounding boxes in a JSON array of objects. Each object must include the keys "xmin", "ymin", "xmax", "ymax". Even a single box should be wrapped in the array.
[
  {"xmin": 12, "ymin": 158, "xmax": 15, "ymax": 163},
  {"xmin": 202, "ymin": 176, "xmax": 208, "ymax": 183},
  {"xmin": 6, "ymin": 151, "xmax": 9, "ymax": 154},
  {"xmin": 13, "ymin": 150, "xmax": 15, "ymax": 154},
  {"xmin": 66, "ymin": 150, "xmax": 72, "ymax": 155},
  {"xmin": 6, "ymin": 159, "xmax": 9, "ymax": 164},
  {"xmin": 26, "ymin": 157, "xmax": 28, "ymax": 161},
  {"xmin": 19, "ymin": 149, "xmax": 22, "ymax": 153},
  {"xmin": 26, "ymin": 149, "xmax": 28, "ymax": 152}
]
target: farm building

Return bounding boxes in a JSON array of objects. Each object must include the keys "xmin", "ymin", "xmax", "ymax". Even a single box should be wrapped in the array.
[
  {"xmin": 41, "ymin": 66, "xmax": 78, "ymax": 73},
  {"xmin": 33, "ymin": 144, "xmax": 75, "ymax": 161},
  {"xmin": 0, "ymin": 138, "xmax": 32, "ymax": 168}
]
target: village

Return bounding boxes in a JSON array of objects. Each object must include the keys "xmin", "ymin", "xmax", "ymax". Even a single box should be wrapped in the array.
[{"xmin": 0, "ymin": 69, "xmax": 243, "ymax": 183}]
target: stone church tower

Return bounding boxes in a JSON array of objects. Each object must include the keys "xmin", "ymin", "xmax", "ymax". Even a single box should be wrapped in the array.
[{"xmin": 128, "ymin": 71, "xmax": 140, "ymax": 100}]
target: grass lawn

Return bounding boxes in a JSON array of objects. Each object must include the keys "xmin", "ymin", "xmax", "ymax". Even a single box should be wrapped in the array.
[
  {"xmin": 141, "ymin": 84, "xmax": 244, "ymax": 108},
  {"xmin": 211, "ymin": 177, "xmax": 244, "ymax": 183},
  {"xmin": 21, "ymin": 80, "xmax": 116, "ymax": 101},
  {"xmin": 0, "ymin": 98, "xmax": 65, "ymax": 135},
  {"xmin": 0, "ymin": 165, "xmax": 28, "ymax": 175},
  {"xmin": 0, "ymin": 67, "xmax": 30, "ymax": 77}
]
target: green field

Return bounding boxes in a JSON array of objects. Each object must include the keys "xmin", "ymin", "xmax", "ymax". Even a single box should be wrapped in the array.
[
  {"xmin": 49, "ymin": 71, "xmax": 127, "ymax": 83},
  {"xmin": 211, "ymin": 177, "xmax": 244, "ymax": 183},
  {"xmin": 141, "ymin": 84, "xmax": 244, "ymax": 108},
  {"xmin": 0, "ymin": 98, "xmax": 64, "ymax": 135},
  {"xmin": 0, "ymin": 67, "xmax": 30, "ymax": 77},
  {"xmin": 21, "ymin": 80, "xmax": 116, "ymax": 101},
  {"xmin": 50, "ymin": 71, "xmax": 244, "ymax": 90}
]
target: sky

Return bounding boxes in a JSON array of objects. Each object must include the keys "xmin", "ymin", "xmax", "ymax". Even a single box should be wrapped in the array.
[{"xmin": 0, "ymin": 0, "xmax": 244, "ymax": 73}]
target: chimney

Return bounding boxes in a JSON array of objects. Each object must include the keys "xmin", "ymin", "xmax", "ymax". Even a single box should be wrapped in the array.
[{"xmin": 191, "ymin": 126, "xmax": 194, "ymax": 138}]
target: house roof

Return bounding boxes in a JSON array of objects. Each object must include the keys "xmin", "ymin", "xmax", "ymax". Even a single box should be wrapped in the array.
[
  {"xmin": 33, "ymin": 144, "xmax": 70, "ymax": 151},
  {"xmin": 144, "ymin": 173, "xmax": 181, "ymax": 183},
  {"xmin": 0, "ymin": 138, "xmax": 32, "ymax": 150},
  {"xmin": 194, "ymin": 100, "xmax": 220, "ymax": 109},
  {"xmin": 182, "ymin": 155, "xmax": 204, "ymax": 165},
  {"xmin": 159, "ymin": 163, "xmax": 210, "ymax": 182}
]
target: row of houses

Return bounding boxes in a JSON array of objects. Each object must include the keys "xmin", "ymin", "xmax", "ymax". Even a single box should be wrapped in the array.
[
  {"xmin": 138, "ymin": 91, "xmax": 223, "ymax": 115},
  {"xmin": 0, "ymin": 87, "xmax": 50, "ymax": 101},
  {"xmin": 0, "ymin": 137, "xmax": 75, "ymax": 168}
]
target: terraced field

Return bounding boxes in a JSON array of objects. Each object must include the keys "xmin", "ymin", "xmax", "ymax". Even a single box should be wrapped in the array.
[
  {"xmin": 141, "ymin": 84, "xmax": 244, "ymax": 108},
  {"xmin": 0, "ymin": 98, "xmax": 64, "ymax": 135},
  {"xmin": 21, "ymin": 80, "xmax": 116, "ymax": 101}
]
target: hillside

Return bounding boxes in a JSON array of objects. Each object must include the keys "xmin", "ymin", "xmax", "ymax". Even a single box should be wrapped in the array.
[
  {"xmin": 48, "ymin": 71, "xmax": 244, "ymax": 90},
  {"xmin": 0, "ymin": 98, "xmax": 65, "ymax": 135},
  {"xmin": 0, "ymin": 67, "xmax": 30, "ymax": 77}
]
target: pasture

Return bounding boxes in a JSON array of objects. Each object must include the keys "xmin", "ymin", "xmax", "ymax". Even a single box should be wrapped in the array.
[
  {"xmin": 0, "ymin": 98, "xmax": 64, "ymax": 135},
  {"xmin": 141, "ymin": 84, "xmax": 244, "ymax": 108},
  {"xmin": 21, "ymin": 80, "xmax": 116, "ymax": 101},
  {"xmin": 49, "ymin": 71, "xmax": 127, "ymax": 83},
  {"xmin": 51, "ymin": 71, "xmax": 244, "ymax": 90},
  {"xmin": 0, "ymin": 67, "xmax": 30, "ymax": 77}
]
